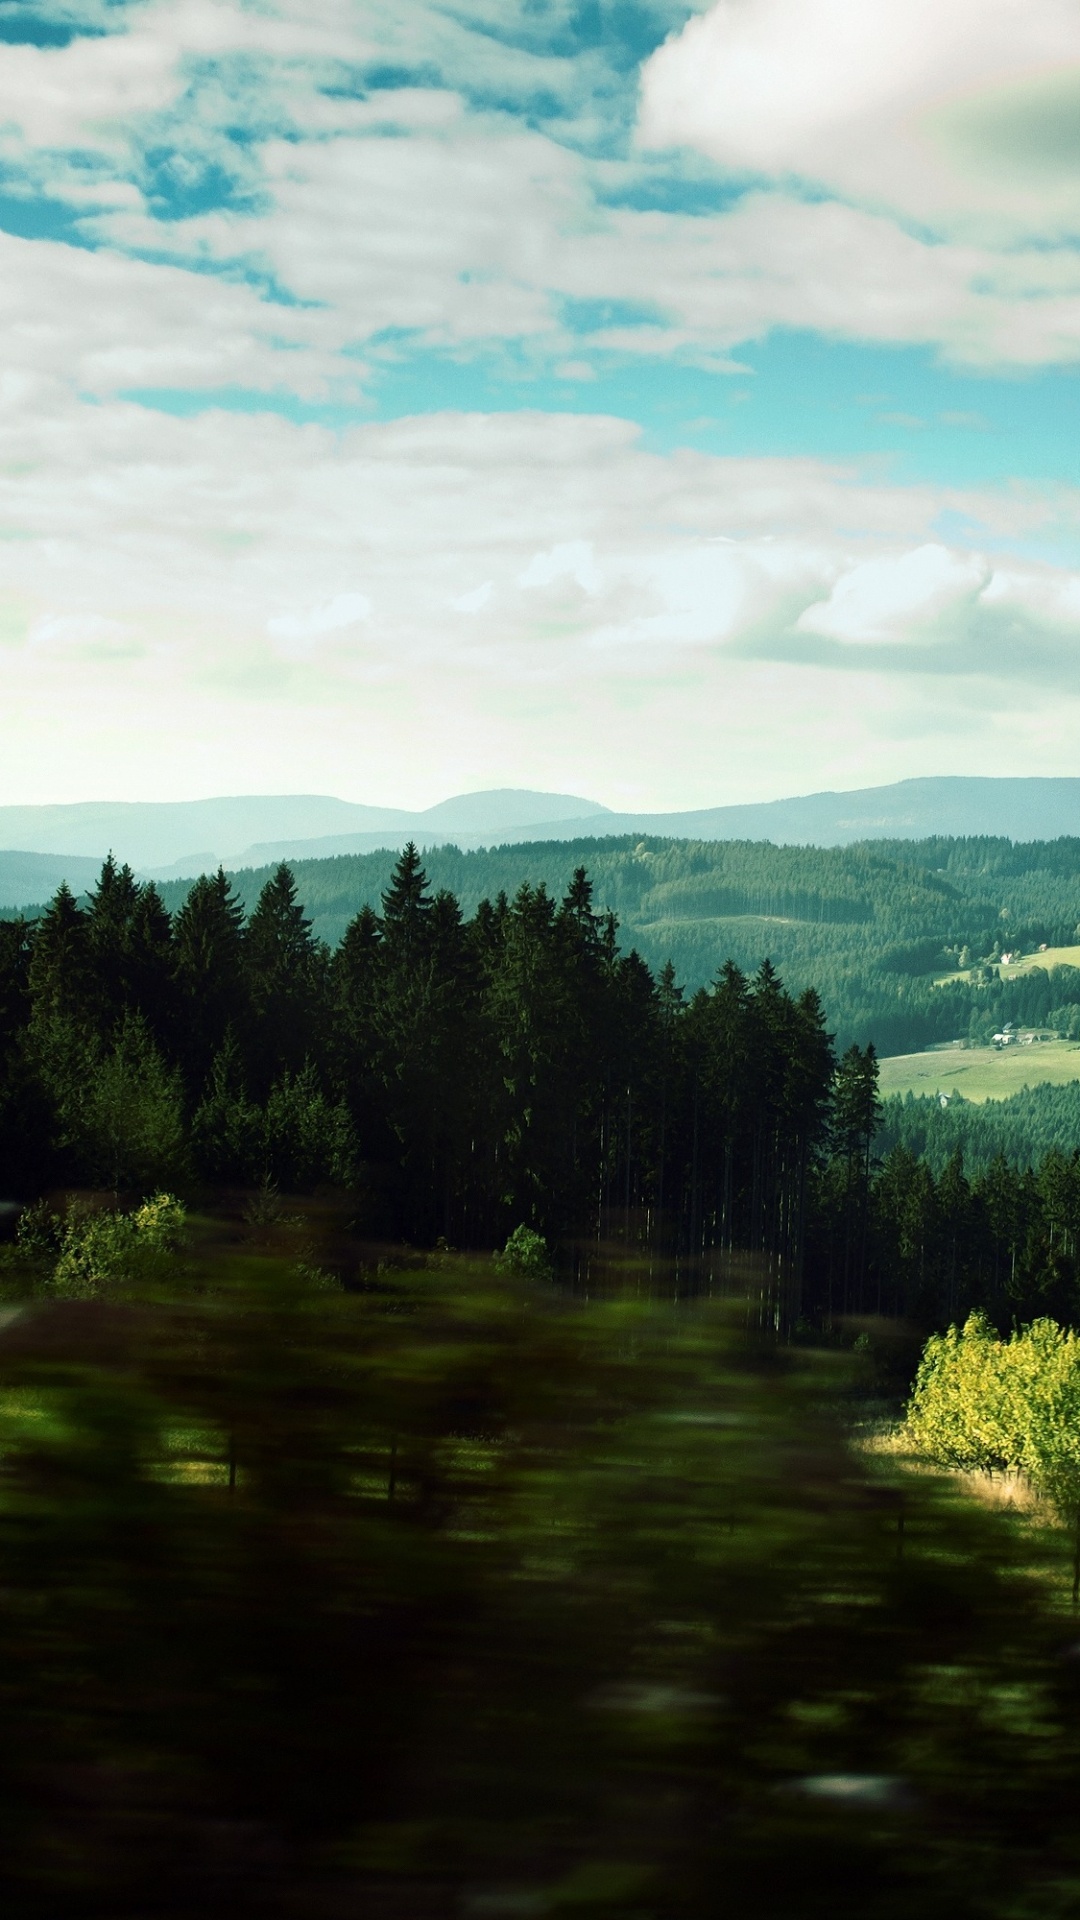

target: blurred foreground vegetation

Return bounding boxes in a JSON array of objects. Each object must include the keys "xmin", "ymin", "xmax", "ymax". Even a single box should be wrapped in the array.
[{"xmin": 1, "ymin": 1213, "xmax": 1080, "ymax": 1915}]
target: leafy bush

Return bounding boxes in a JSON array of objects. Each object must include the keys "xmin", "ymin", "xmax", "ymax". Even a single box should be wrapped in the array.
[
  {"xmin": 907, "ymin": 1313, "xmax": 1025, "ymax": 1472},
  {"xmin": 908, "ymin": 1314, "xmax": 1080, "ymax": 1590},
  {"xmin": 495, "ymin": 1222, "xmax": 553, "ymax": 1280},
  {"xmin": 15, "ymin": 1190, "xmax": 188, "ymax": 1299}
]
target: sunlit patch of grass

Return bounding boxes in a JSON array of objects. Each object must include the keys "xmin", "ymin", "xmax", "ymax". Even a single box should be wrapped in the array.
[
  {"xmin": 149, "ymin": 1457, "xmax": 233, "ymax": 1485},
  {"xmin": 0, "ymin": 1391, "xmax": 48, "ymax": 1423},
  {"xmin": 0, "ymin": 1388, "xmax": 74, "ymax": 1448}
]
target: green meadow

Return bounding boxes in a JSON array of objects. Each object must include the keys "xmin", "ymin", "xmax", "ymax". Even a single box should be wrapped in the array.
[{"xmin": 878, "ymin": 1038, "xmax": 1080, "ymax": 1102}]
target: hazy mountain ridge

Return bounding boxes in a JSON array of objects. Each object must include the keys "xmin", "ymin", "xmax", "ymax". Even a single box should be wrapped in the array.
[
  {"xmin": 0, "ymin": 788, "xmax": 609, "ymax": 892},
  {"xmin": 0, "ymin": 849, "xmax": 107, "ymax": 905},
  {"xmin": 4, "ymin": 776, "xmax": 1080, "ymax": 908}
]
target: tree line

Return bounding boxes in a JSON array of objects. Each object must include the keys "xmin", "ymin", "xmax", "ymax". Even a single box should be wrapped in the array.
[
  {"xmin": 0, "ymin": 847, "xmax": 857, "ymax": 1325},
  {"xmin": 6, "ymin": 846, "xmax": 1080, "ymax": 1333},
  {"xmin": 821, "ymin": 1142, "xmax": 1080, "ymax": 1332},
  {"xmin": 131, "ymin": 829, "xmax": 1080, "ymax": 1055},
  {"xmin": 11, "ymin": 828, "xmax": 1080, "ymax": 1056},
  {"xmin": 879, "ymin": 1082, "xmax": 1080, "ymax": 1178}
]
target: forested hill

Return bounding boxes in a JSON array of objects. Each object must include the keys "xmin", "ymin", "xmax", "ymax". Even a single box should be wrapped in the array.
[
  {"xmin": 9, "ymin": 831, "xmax": 1080, "ymax": 1055},
  {"xmin": 136, "ymin": 831, "xmax": 1080, "ymax": 1058}
]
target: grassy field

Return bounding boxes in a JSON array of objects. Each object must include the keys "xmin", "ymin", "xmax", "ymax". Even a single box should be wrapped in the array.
[
  {"xmin": 935, "ymin": 943, "xmax": 1080, "ymax": 987},
  {"xmin": 879, "ymin": 1038, "xmax": 1080, "ymax": 1103},
  {"xmin": 1002, "ymin": 943, "xmax": 1080, "ymax": 975}
]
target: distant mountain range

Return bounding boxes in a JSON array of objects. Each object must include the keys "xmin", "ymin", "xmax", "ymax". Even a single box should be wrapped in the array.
[
  {"xmin": 4, "ymin": 776, "xmax": 1080, "ymax": 910},
  {"xmin": 0, "ymin": 789, "xmax": 608, "ymax": 875}
]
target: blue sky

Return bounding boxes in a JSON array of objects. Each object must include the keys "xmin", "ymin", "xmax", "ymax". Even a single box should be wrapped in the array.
[{"xmin": 2, "ymin": 0, "xmax": 1080, "ymax": 809}]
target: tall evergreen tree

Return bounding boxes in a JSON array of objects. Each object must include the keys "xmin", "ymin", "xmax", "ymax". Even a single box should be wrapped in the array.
[
  {"xmin": 27, "ymin": 884, "xmax": 95, "ymax": 1032},
  {"xmin": 830, "ymin": 1042, "xmax": 882, "ymax": 1312},
  {"xmin": 0, "ymin": 917, "xmax": 32, "ymax": 1059},
  {"xmin": 86, "ymin": 855, "xmax": 141, "ymax": 1033},
  {"xmin": 381, "ymin": 842, "xmax": 432, "ymax": 964},
  {"xmin": 245, "ymin": 863, "xmax": 325, "ymax": 1091},
  {"xmin": 172, "ymin": 869, "xmax": 247, "ymax": 1095},
  {"xmin": 126, "ymin": 882, "xmax": 176, "ymax": 1051},
  {"xmin": 378, "ymin": 854, "xmax": 486, "ymax": 1240}
]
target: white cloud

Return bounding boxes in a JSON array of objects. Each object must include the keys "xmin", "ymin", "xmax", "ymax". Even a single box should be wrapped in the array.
[
  {"xmin": 0, "ymin": 228, "xmax": 355, "ymax": 408},
  {"xmin": 797, "ymin": 544, "xmax": 988, "ymax": 643},
  {"xmin": 638, "ymin": 0, "xmax": 1080, "ymax": 241},
  {"xmin": 3, "ymin": 1, "xmax": 1080, "ymax": 813},
  {"xmin": 1, "ymin": 398, "xmax": 1080, "ymax": 807},
  {"xmin": 0, "ymin": 28, "xmax": 182, "ymax": 150},
  {"xmin": 0, "ymin": 8, "xmax": 1075, "ymax": 393},
  {"xmin": 76, "ymin": 83, "xmax": 1080, "ymax": 377}
]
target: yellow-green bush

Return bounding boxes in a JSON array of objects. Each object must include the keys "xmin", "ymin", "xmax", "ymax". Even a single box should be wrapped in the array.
[
  {"xmin": 908, "ymin": 1313, "xmax": 1080, "ymax": 1535},
  {"xmin": 17, "ymin": 1191, "xmax": 187, "ymax": 1299}
]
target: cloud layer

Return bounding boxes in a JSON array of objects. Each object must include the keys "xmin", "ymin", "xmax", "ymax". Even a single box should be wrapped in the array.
[
  {"xmin": 3, "ymin": 0, "xmax": 1080, "ymax": 381},
  {"xmin": 1, "ymin": 0, "xmax": 1079, "ymax": 807},
  {"xmin": 4, "ymin": 390, "xmax": 1080, "ymax": 806}
]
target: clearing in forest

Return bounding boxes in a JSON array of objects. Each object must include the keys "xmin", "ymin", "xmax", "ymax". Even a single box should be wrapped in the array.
[
  {"xmin": 878, "ymin": 1038, "xmax": 1080, "ymax": 1103},
  {"xmin": 935, "ymin": 943, "xmax": 1080, "ymax": 986}
]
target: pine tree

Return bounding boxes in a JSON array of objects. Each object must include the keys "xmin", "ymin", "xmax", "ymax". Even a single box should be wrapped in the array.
[
  {"xmin": 87, "ymin": 854, "xmax": 140, "ymax": 1026},
  {"xmin": 261, "ymin": 1062, "xmax": 358, "ymax": 1192},
  {"xmin": 27, "ymin": 884, "xmax": 95, "ymax": 1032},
  {"xmin": 245, "ymin": 864, "xmax": 324, "ymax": 1091},
  {"xmin": 172, "ymin": 869, "xmax": 248, "ymax": 1094},
  {"xmin": 381, "ymin": 843, "xmax": 432, "ymax": 965},
  {"xmin": 75, "ymin": 1012, "xmax": 189, "ymax": 1192},
  {"xmin": 383, "ymin": 872, "xmax": 486, "ymax": 1242},
  {"xmin": 127, "ymin": 883, "xmax": 176, "ymax": 1051},
  {"xmin": 830, "ymin": 1043, "xmax": 882, "ymax": 1312},
  {"xmin": 335, "ymin": 904, "xmax": 382, "ymax": 1011},
  {"xmin": 189, "ymin": 1034, "xmax": 262, "ymax": 1185}
]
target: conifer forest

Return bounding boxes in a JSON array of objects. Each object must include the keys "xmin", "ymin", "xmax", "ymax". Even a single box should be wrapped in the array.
[{"xmin": 6, "ymin": 843, "xmax": 1080, "ymax": 1333}]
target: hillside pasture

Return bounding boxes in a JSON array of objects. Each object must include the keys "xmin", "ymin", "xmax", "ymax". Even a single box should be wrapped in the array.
[
  {"xmin": 935, "ymin": 943, "xmax": 1080, "ymax": 987},
  {"xmin": 1000, "ymin": 943, "xmax": 1080, "ymax": 976},
  {"xmin": 879, "ymin": 1038, "xmax": 1080, "ymax": 1103}
]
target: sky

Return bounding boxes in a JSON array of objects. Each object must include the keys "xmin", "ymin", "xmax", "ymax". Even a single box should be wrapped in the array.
[{"xmin": 3, "ymin": 0, "xmax": 1080, "ymax": 810}]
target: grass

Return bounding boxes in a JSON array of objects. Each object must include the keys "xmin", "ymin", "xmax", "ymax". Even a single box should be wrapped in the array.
[
  {"xmin": 878, "ymin": 1038, "xmax": 1080, "ymax": 1103},
  {"xmin": 935, "ymin": 943, "xmax": 1080, "ymax": 987}
]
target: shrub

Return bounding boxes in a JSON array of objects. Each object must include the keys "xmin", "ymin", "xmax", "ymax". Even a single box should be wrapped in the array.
[
  {"xmin": 908, "ymin": 1312, "xmax": 1080, "ymax": 1594},
  {"xmin": 49, "ymin": 1191, "xmax": 187, "ymax": 1298},
  {"xmin": 495, "ymin": 1223, "xmax": 552, "ymax": 1281}
]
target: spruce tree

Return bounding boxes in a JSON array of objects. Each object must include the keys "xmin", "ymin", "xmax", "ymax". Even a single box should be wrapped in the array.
[
  {"xmin": 245, "ymin": 864, "xmax": 324, "ymax": 1090},
  {"xmin": 27, "ymin": 883, "xmax": 95, "ymax": 1032},
  {"xmin": 172, "ymin": 869, "xmax": 248, "ymax": 1094},
  {"xmin": 381, "ymin": 843, "xmax": 432, "ymax": 968},
  {"xmin": 87, "ymin": 853, "xmax": 140, "ymax": 961},
  {"xmin": 127, "ymin": 882, "xmax": 176, "ymax": 1051}
]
